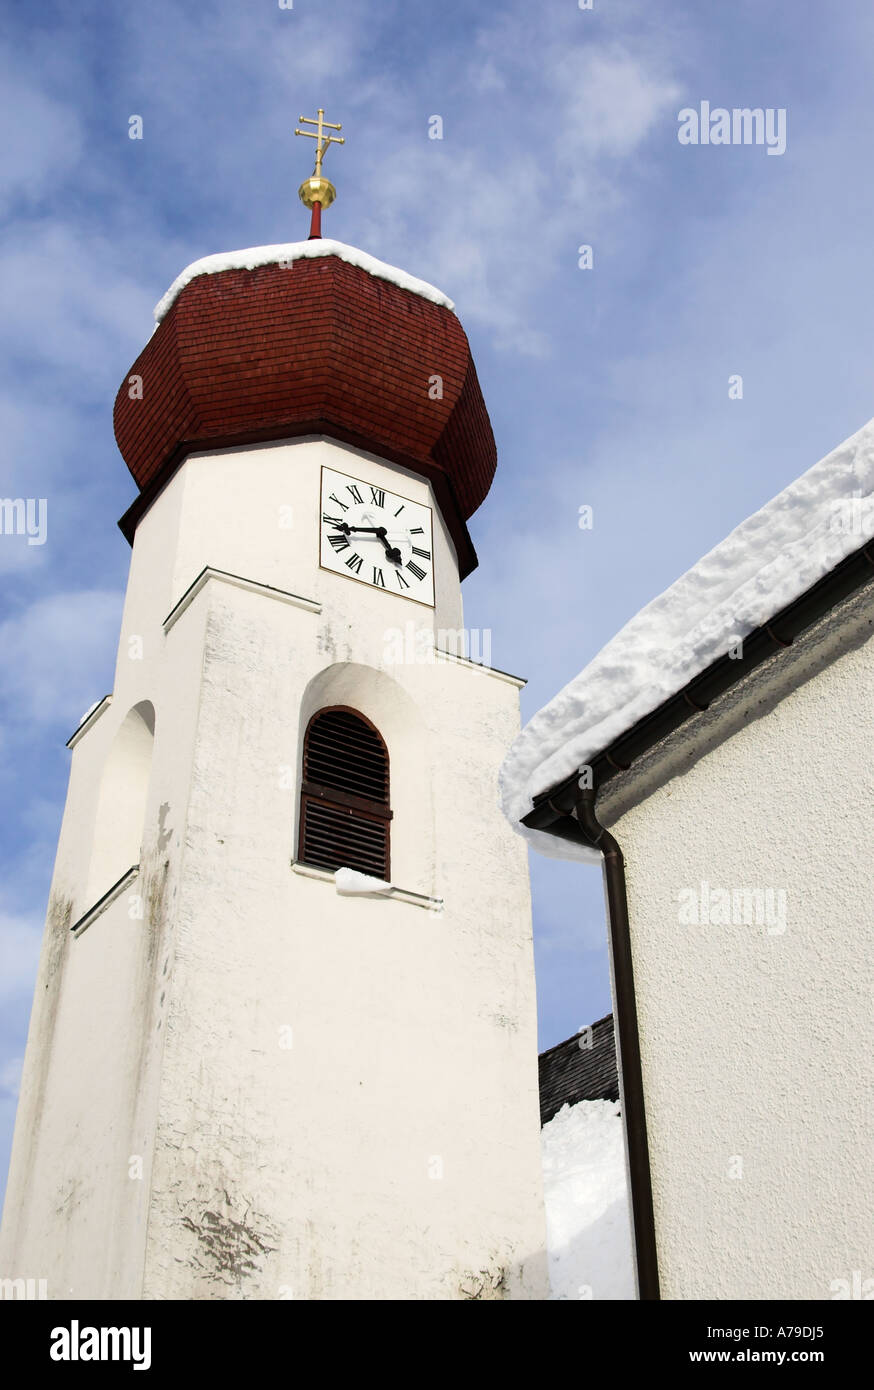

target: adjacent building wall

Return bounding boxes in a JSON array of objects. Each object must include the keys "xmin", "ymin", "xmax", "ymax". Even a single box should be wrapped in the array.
[{"xmin": 599, "ymin": 585, "xmax": 874, "ymax": 1299}]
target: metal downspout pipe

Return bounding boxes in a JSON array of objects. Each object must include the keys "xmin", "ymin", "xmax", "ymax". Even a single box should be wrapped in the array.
[{"xmin": 572, "ymin": 786, "xmax": 661, "ymax": 1301}]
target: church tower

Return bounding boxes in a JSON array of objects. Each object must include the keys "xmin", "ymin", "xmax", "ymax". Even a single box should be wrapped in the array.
[{"xmin": 0, "ymin": 124, "xmax": 547, "ymax": 1300}]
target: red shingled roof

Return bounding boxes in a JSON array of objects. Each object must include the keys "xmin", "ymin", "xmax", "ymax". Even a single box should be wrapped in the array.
[{"xmin": 113, "ymin": 253, "xmax": 497, "ymax": 577}]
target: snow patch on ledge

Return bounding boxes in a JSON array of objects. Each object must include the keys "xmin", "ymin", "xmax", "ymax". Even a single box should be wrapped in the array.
[
  {"xmin": 78, "ymin": 700, "xmax": 102, "ymax": 727},
  {"xmin": 501, "ymin": 414, "xmax": 874, "ymax": 862},
  {"xmin": 334, "ymin": 867, "xmax": 393, "ymax": 896},
  {"xmin": 153, "ymin": 239, "xmax": 455, "ymax": 324}
]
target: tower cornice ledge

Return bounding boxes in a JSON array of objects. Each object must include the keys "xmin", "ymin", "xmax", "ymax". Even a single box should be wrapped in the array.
[{"xmin": 162, "ymin": 565, "xmax": 322, "ymax": 634}]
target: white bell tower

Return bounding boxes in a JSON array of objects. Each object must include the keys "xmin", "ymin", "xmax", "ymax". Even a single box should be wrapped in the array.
[{"xmin": 0, "ymin": 164, "xmax": 548, "ymax": 1300}]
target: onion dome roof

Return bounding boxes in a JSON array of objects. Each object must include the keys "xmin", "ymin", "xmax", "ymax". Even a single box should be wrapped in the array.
[{"xmin": 114, "ymin": 240, "xmax": 497, "ymax": 578}]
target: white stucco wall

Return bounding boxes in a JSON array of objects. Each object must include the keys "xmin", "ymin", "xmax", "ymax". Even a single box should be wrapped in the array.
[
  {"xmin": 0, "ymin": 578, "xmax": 209, "ymax": 1298},
  {"xmin": 599, "ymin": 585, "xmax": 874, "ymax": 1299},
  {"xmin": 0, "ymin": 437, "xmax": 548, "ymax": 1300}
]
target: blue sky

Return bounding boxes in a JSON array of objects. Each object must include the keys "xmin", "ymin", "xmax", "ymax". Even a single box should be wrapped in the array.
[{"xmin": 3, "ymin": 0, "xmax": 874, "ymax": 1204}]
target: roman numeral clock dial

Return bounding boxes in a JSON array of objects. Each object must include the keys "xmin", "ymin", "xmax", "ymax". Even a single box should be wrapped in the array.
[{"xmin": 319, "ymin": 467, "xmax": 435, "ymax": 606}]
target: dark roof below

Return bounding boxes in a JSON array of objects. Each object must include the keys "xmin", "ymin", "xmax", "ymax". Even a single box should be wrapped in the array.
[{"xmin": 538, "ymin": 1013, "xmax": 619, "ymax": 1127}]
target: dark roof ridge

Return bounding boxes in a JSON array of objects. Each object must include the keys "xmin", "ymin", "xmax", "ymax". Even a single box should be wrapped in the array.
[{"xmin": 538, "ymin": 1012, "xmax": 615, "ymax": 1059}]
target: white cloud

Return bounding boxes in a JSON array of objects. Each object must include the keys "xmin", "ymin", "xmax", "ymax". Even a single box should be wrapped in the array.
[
  {"xmin": 0, "ymin": 1, "xmax": 683, "ymax": 365},
  {"xmin": 350, "ymin": 5, "xmax": 682, "ymax": 354},
  {"xmin": 0, "ymin": 1056, "xmax": 24, "ymax": 1100},
  {"xmin": 0, "ymin": 58, "xmax": 83, "ymax": 204},
  {"xmin": 0, "ymin": 221, "xmax": 153, "ymax": 389},
  {"xmin": 0, "ymin": 908, "xmax": 42, "ymax": 1007},
  {"xmin": 0, "ymin": 590, "xmax": 121, "ymax": 727},
  {"xmin": 557, "ymin": 47, "xmax": 681, "ymax": 160}
]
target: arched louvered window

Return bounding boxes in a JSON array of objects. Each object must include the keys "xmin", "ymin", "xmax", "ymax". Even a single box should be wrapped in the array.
[{"xmin": 299, "ymin": 707, "xmax": 391, "ymax": 879}]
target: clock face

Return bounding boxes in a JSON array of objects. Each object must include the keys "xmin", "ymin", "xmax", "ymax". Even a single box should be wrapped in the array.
[{"xmin": 319, "ymin": 467, "xmax": 435, "ymax": 607}]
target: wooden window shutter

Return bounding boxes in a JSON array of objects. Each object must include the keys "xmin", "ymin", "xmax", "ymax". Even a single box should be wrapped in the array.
[{"xmin": 299, "ymin": 707, "xmax": 391, "ymax": 879}]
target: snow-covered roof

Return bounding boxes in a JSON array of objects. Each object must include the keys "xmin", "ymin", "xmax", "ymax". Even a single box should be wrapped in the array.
[
  {"xmin": 501, "ymin": 414, "xmax": 874, "ymax": 860},
  {"xmin": 154, "ymin": 238, "xmax": 455, "ymax": 325}
]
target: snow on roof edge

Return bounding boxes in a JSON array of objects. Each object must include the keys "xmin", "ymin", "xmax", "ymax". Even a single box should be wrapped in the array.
[
  {"xmin": 153, "ymin": 239, "xmax": 456, "ymax": 324},
  {"xmin": 501, "ymin": 413, "xmax": 874, "ymax": 861}
]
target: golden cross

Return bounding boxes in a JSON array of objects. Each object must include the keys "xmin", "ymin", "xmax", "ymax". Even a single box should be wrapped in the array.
[{"xmin": 295, "ymin": 108, "xmax": 345, "ymax": 177}]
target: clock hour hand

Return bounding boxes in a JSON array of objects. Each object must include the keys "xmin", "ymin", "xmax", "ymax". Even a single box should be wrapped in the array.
[{"xmin": 346, "ymin": 525, "xmax": 402, "ymax": 565}]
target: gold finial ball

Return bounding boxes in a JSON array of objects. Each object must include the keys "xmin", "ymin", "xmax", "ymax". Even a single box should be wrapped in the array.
[{"xmin": 298, "ymin": 175, "xmax": 337, "ymax": 210}]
